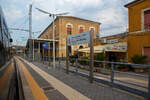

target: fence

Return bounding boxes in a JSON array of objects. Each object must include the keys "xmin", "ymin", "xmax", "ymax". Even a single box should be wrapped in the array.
[{"xmin": 26, "ymin": 56, "xmax": 150, "ymax": 99}]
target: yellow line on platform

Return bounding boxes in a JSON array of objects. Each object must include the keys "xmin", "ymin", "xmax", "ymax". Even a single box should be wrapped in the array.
[
  {"xmin": 15, "ymin": 57, "xmax": 48, "ymax": 100},
  {"xmin": 0, "ymin": 62, "xmax": 13, "ymax": 92},
  {"xmin": 20, "ymin": 57, "xmax": 91, "ymax": 100}
]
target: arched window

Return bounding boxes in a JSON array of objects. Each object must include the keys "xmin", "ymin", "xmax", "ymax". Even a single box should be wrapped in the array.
[
  {"xmin": 67, "ymin": 25, "xmax": 72, "ymax": 35},
  {"xmin": 78, "ymin": 25, "xmax": 85, "ymax": 33},
  {"xmin": 79, "ymin": 45, "xmax": 84, "ymax": 49},
  {"xmin": 79, "ymin": 27, "xmax": 84, "ymax": 33},
  {"xmin": 89, "ymin": 27, "xmax": 95, "ymax": 31}
]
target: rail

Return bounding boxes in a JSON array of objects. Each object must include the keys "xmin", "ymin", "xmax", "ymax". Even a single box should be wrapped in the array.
[{"xmin": 26, "ymin": 56, "xmax": 150, "ymax": 99}]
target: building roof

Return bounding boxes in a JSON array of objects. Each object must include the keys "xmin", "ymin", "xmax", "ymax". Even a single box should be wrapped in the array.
[
  {"xmin": 38, "ymin": 16, "xmax": 101, "ymax": 38},
  {"xmin": 124, "ymin": 0, "xmax": 144, "ymax": 8},
  {"xmin": 58, "ymin": 16, "xmax": 101, "ymax": 24},
  {"xmin": 100, "ymin": 32, "xmax": 128, "ymax": 39}
]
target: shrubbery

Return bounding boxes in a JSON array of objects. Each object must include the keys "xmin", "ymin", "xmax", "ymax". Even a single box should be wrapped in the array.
[
  {"xmin": 131, "ymin": 54, "xmax": 147, "ymax": 64},
  {"xmin": 79, "ymin": 56, "xmax": 89, "ymax": 65},
  {"xmin": 94, "ymin": 53, "xmax": 105, "ymax": 67}
]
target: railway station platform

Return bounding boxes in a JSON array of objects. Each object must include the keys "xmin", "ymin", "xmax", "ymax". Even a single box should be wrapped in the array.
[{"xmin": 9, "ymin": 56, "xmax": 145, "ymax": 100}]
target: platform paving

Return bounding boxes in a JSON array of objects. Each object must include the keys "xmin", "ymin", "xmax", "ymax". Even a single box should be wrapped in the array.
[
  {"xmin": 24, "ymin": 60, "xmax": 146, "ymax": 100},
  {"xmin": 21, "ymin": 60, "xmax": 68, "ymax": 100}
]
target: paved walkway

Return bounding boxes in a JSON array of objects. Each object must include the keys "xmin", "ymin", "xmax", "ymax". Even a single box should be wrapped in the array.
[
  {"xmin": 20, "ymin": 57, "xmax": 90, "ymax": 100},
  {"xmin": 20, "ymin": 57, "xmax": 145, "ymax": 100}
]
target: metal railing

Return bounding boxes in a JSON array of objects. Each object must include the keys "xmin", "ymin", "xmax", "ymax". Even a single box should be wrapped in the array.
[
  {"xmin": 59, "ymin": 57, "xmax": 150, "ymax": 99},
  {"xmin": 26, "ymin": 56, "xmax": 150, "ymax": 99}
]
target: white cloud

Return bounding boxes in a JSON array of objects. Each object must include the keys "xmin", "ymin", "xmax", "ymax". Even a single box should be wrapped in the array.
[
  {"xmin": 2, "ymin": 0, "xmax": 134, "ymax": 46},
  {"xmin": 93, "ymin": 0, "xmax": 129, "ymax": 35},
  {"xmin": 97, "ymin": 8, "xmax": 126, "ymax": 27},
  {"xmin": 4, "ymin": 6, "xmax": 23, "ymax": 21}
]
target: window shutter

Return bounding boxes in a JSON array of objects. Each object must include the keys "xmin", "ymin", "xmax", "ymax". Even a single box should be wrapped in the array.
[{"xmin": 144, "ymin": 10, "xmax": 150, "ymax": 29}]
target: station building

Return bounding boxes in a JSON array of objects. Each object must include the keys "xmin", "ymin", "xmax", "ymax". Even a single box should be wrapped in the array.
[{"xmin": 38, "ymin": 16, "xmax": 100, "ymax": 57}]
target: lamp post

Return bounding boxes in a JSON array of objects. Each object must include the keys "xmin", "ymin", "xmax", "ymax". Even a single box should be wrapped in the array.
[{"xmin": 36, "ymin": 8, "xmax": 69, "ymax": 68}]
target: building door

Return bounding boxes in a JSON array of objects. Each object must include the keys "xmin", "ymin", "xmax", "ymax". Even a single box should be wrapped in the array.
[
  {"xmin": 143, "ymin": 47, "xmax": 150, "ymax": 63},
  {"xmin": 108, "ymin": 52, "xmax": 116, "ymax": 62}
]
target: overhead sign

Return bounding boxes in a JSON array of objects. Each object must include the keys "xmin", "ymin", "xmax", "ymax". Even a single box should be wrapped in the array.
[
  {"xmin": 42, "ymin": 42, "xmax": 51, "ymax": 50},
  {"xmin": 104, "ymin": 42, "xmax": 127, "ymax": 52},
  {"xmin": 106, "ymin": 39, "xmax": 118, "ymax": 44},
  {"xmin": 67, "ymin": 31, "xmax": 91, "ymax": 45}
]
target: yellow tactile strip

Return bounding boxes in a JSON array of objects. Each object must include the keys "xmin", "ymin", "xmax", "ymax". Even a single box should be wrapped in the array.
[
  {"xmin": 0, "ymin": 62, "xmax": 13, "ymax": 92},
  {"xmin": 15, "ymin": 57, "xmax": 48, "ymax": 100},
  {"xmin": 20, "ymin": 57, "xmax": 91, "ymax": 100}
]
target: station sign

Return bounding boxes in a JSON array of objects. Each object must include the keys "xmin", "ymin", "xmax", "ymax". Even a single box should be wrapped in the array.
[
  {"xmin": 67, "ymin": 31, "xmax": 91, "ymax": 45},
  {"xmin": 105, "ymin": 42, "xmax": 127, "ymax": 51},
  {"xmin": 106, "ymin": 39, "xmax": 118, "ymax": 44},
  {"xmin": 42, "ymin": 42, "xmax": 51, "ymax": 50}
]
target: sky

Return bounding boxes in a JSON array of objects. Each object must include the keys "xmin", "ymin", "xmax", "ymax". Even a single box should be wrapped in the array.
[{"xmin": 1, "ymin": 0, "xmax": 133, "ymax": 46}]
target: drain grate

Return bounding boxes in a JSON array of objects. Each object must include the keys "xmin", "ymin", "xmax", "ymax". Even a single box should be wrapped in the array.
[{"xmin": 42, "ymin": 86, "xmax": 55, "ymax": 92}]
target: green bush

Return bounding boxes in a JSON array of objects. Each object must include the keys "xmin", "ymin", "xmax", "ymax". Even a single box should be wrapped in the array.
[
  {"xmin": 69, "ymin": 55, "xmax": 77, "ymax": 64},
  {"xmin": 116, "ymin": 64, "xmax": 131, "ymax": 70},
  {"xmin": 94, "ymin": 53, "xmax": 105, "ymax": 67},
  {"xmin": 131, "ymin": 54, "xmax": 147, "ymax": 64},
  {"xmin": 79, "ymin": 56, "xmax": 89, "ymax": 65},
  {"xmin": 95, "ymin": 53, "xmax": 105, "ymax": 61}
]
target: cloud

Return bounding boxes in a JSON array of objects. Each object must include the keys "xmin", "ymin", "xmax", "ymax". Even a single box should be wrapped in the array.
[
  {"xmin": 1, "ymin": 0, "xmax": 134, "ymax": 46},
  {"xmin": 94, "ymin": 0, "xmax": 129, "ymax": 35},
  {"xmin": 3, "ymin": 5, "xmax": 23, "ymax": 22},
  {"xmin": 97, "ymin": 8, "xmax": 126, "ymax": 27}
]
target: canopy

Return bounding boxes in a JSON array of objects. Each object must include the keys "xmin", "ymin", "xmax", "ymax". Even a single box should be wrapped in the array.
[
  {"xmin": 78, "ymin": 45, "xmax": 104, "ymax": 53},
  {"xmin": 78, "ymin": 42, "xmax": 127, "ymax": 53}
]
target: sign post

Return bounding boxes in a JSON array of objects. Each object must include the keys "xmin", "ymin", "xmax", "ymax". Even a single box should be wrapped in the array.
[
  {"xmin": 89, "ymin": 30, "xmax": 94, "ymax": 83},
  {"xmin": 66, "ymin": 39, "xmax": 69, "ymax": 74},
  {"xmin": 48, "ymin": 42, "xmax": 51, "ymax": 66},
  {"xmin": 66, "ymin": 30, "xmax": 94, "ymax": 83}
]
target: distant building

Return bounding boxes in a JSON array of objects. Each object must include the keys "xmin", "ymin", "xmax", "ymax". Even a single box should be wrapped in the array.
[
  {"xmin": 11, "ymin": 45, "xmax": 25, "ymax": 56},
  {"xmin": 38, "ymin": 16, "xmax": 100, "ymax": 57}
]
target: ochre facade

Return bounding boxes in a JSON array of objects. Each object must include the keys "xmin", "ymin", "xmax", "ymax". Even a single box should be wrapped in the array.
[
  {"xmin": 125, "ymin": 0, "xmax": 150, "ymax": 62},
  {"xmin": 39, "ymin": 16, "xmax": 100, "ymax": 57}
]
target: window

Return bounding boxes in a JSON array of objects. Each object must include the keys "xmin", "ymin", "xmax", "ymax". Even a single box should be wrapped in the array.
[
  {"xmin": 79, "ymin": 27, "xmax": 84, "ymax": 33},
  {"xmin": 67, "ymin": 25, "xmax": 72, "ymax": 35},
  {"xmin": 144, "ymin": 9, "xmax": 150, "ymax": 29},
  {"xmin": 143, "ymin": 47, "xmax": 150, "ymax": 62},
  {"xmin": 89, "ymin": 27, "xmax": 95, "ymax": 31},
  {"xmin": 90, "ymin": 28, "xmax": 94, "ymax": 31},
  {"xmin": 89, "ymin": 27, "xmax": 95, "ymax": 34},
  {"xmin": 79, "ymin": 45, "xmax": 84, "ymax": 49}
]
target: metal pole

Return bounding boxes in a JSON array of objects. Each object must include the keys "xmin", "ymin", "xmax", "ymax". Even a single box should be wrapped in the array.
[
  {"xmin": 29, "ymin": 4, "xmax": 32, "ymax": 61},
  {"xmin": 89, "ymin": 30, "xmax": 94, "ymax": 83},
  {"xmin": 48, "ymin": 42, "xmax": 51, "ymax": 66},
  {"xmin": 148, "ymin": 66, "xmax": 150, "ymax": 100},
  {"xmin": 52, "ymin": 15, "xmax": 56, "ymax": 68},
  {"xmin": 38, "ymin": 41, "xmax": 40, "ymax": 61},
  {"xmin": 42, "ymin": 48, "xmax": 44, "ymax": 64},
  {"xmin": 66, "ymin": 38, "xmax": 69, "ymax": 74},
  {"xmin": 111, "ymin": 63, "xmax": 114, "ymax": 84},
  {"xmin": 32, "ymin": 39, "xmax": 34, "ymax": 61},
  {"xmin": 29, "ymin": 4, "xmax": 32, "ymax": 39},
  {"xmin": 103, "ymin": 49, "xmax": 106, "ymax": 68},
  {"xmin": 75, "ymin": 58, "xmax": 78, "ymax": 73},
  {"xmin": 59, "ymin": 57, "xmax": 61, "ymax": 70}
]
